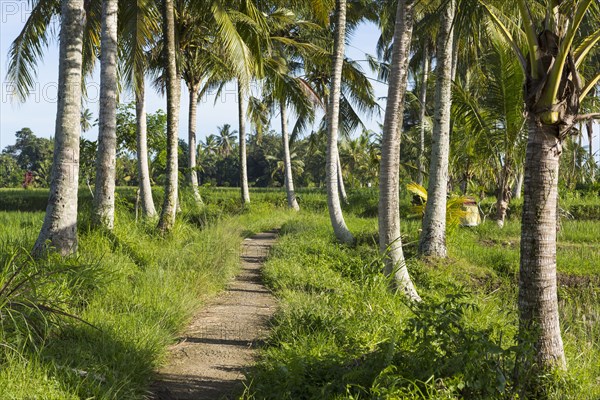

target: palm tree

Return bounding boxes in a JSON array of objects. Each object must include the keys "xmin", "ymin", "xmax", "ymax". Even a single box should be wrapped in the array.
[
  {"xmin": 326, "ymin": 0, "xmax": 354, "ymax": 244},
  {"xmin": 32, "ymin": 0, "xmax": 85, "ymax": 256},
  {"xmin": 80, "ymin": 108, "xmax": 94, "ymax": 132},
  {"xmin": 378, "ymin": 0, "xmax": 420, "ymax": 300},
  {"xmin": 121, "ymin": 0, "xmax": 161, "ymax": 218},
  {"xmin": 93, "ymin": 0, "xmax": 119, "ymax": 229},
  {"xmin": 418, "ymin": 0, "xmax": 456, "ymax": 258},
  {"xmin": 480, "ymin": 0, "xmax": 600, "ymax": 375},
  {"xmin": 238, "ymin": 81, "xmax": 251, "ymax": 204},
  {"xmin": 215, "ymin": 124, "xmax": 237, "ymax": 157},
  {"xmin": 157, "ymin": 0, "xmax": 180, "ymax": 233}
]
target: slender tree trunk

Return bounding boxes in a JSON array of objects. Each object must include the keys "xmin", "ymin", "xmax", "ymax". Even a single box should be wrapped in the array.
[
  {"xmin": 281, "ymin": 100, "xmax": 299, "ymax": 211},
  {"xmin": 157, "ymin": 0, "xmax": 180, "ymax": 233},
  {"xmin": 326, "ymin": 0, "xmax": 353, "ymax": 244},
  {"xmin": 93, "ymin": 0, "xmax": 119, "ymax": 229},
  {"xmin": 33, "ymin": 0, "xmax": 85, "ymax": 256},
  {"xmin": 418, "ymin": 0, "xmax": 455, "ymax": 258},
  {"xmin": 379, "ymin": 0, "xmax": 420, "ymax": 300},
  {"xmin": 136, "ymin": 79, "xmax": 157, "ymax": 217},
  {"xmin": 417, "ymin": 43, "xmax": 429, "ymax": 186},
  {"xmin": 518, "ymin": 119, "xmax": 565, "ymax": 370},
  {"xmin": 495, "ymin": 161, "xmax": 512, "ymax": 228},
  {"xmin": 188, "ymin": 85, "xmax": 203, "ymax": 206},
  {"xmin": 587, "ymin": 120, "xmax": 595, "ymax": 180},
  {"xmin": 513, "ymin": 168, "xmax": 523, "ymax": 199},
  {"xmin": 337, "ymin": 153, "xmax": 349, "ymax": 204},
  {"xmin": 238, "ymin": 81, "xmax": 250, "ymax": 204}
]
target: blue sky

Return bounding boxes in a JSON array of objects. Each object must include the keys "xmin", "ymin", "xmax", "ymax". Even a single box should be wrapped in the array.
[{"xmin": 1, "ymin": 1, "xmax": 598, "ymax": 157}]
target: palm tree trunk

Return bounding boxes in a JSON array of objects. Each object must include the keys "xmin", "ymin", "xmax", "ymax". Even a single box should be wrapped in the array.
[
  {"xmin": 513, "ymin": 169, "xmax": 523, "ymax": 199},
  {"xmin": 33, "ymin": 0, "xmax": 85, "ymax": 256},
  {"xmin": 157, "ymin": 0, "xmax": 180, "ymax": 233},
  {"xmin": 418, "ymin": 0, "xmax": 455, "ymax": 258},
  {"xmin": 136, "ymin": 78, "xmax": 157, "ymax": 218},
  {"xmin": 417, "ymin": 43, "xmax": 429, "ymax": 186},
  {"xmin": 238, "ymin": 81, "xmax": 250, "ymax": 204},
  {"xmin": 518, "ymin": 119, "xmax": 565, "ymax": 370},
  {"xmin": 379, "ymin": 0, "xmax": 420, "ymax": 300},
  {"xmin": 587, "ymin": 120, "xmax": 595, "ymax": 180},
  {"xmin": 93, "ymin": 0, "xmax": 119, "ymax": 229},
  {"xmin": 281, "ymin": 100, "xmax": 299, "ymax": 211},
  {"xmin": 495, "ymin": 161, "xmax": 512, "ymax": 228},
  {"xmin": 326, "ymin": 0, "xmax": 353, "ymax": 244},
  {"xmin": 188, "ymin": 85, "xmax": 203, "ymax": 206},
  {"xmin": 337, "ymin": 153, "xmax": 349, "ymax": 204}
]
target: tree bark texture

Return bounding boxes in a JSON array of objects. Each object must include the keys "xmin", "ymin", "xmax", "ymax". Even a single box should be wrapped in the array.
[
  {"xmin": 188, "ymin": 85, "xmax": 203, "ymax": 206},
  {"xmin": 378, "ymin": 0, "xmax": 420, "ymax": 300},
  {"xmin": 136, "ymin": 80, "xmax": 157, "ymax": 217},
  {"xmin": 417, "ymin": 43, "xmax": 429, "ymax": 186},
  {"xmin": 238, "ymin": 82, "xmax": 251, "ymax": 205},
  {"xmin": 518, "ymin": 120, "xmax": 565, "ymax": 369},
  {"xmin": 326, "ymin": 0, "xmax": 353, "ymax": 244},
  {"xmin": 93, "ymin": 0, "xmax": 119, "ymax": 229},
  {"xmin": 33, "ymin": 0, "xmax": 85, "ymax": 256},
  {"xmin": 419, "ymin": 0, "xmax": 455, "ymax": 258},
  {"xmin": 158, "ymin": 0, "xmax": 181, "ymax": 233},
  {"xmin": 281, "ymin": 100, "xmax": 300, "ymax": 211}
]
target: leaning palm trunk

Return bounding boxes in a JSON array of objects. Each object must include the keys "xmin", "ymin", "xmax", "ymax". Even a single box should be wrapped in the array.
[
  {"xmin": 136, "ymin": 78, "xmax": 157, "ymax": 217},
  {"xmin": 33, "ymin": 0, "xmax": 85, "ymax": 256},
  {"xmin": 418, "ymin": 0, "xmax": 455, "ymax": 258},
  {"xmin": 157, "ymin": 0, "xmax": 180, "ymax": 233},
  {"xmin": 238, "ymin": 81, "xmax": 250, "ymax": 205},
  {"xmin": 188, "ymin": 85, "xmax": 203, "ymax": 206},
  {"xmin": 495, "ymin": 161, "xmax": 512, "ymax": 228},
  {"xmin": 417, "ymin": 43, "xmax": 429, "ymax": 186},
  {"xmin": 518, "ymin": 121, "xmax": 565, "ymax": 368},
  {"xmin": 326, "ymin": 0, "xmax": 353, "ymax": 244},
  {"xmin": 336, "ymin": 153, "xmax": 349, "ymax": 204},
  {"xmin": 281, "ymin": 100, "xmax": 299, "ymax": 211},
  {"xmin": 378, "ymin": 0, "xmax": 420, "ymax": 301},
  {"xmin": 93, "ymin": 0, "xmax": 119, "ymax": 229}
]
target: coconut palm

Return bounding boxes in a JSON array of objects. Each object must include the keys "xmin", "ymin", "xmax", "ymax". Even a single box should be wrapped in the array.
[
  {"xmin": 378, "ymin": 0, "xmax": 420, "ymax": 300},
  {"xmin": 157, "ymin": 0, "xmax": 180, "ymax": 233},
  {"xmin": 32, "ymin": 0, "xmax": 85, "ymax": 256},
  {"xmin": 479, "ymin": 0, "xmax": 600, "ymax": 375},
  {"xmin": 93, "ymin": 0, "xmax": 119, "ymax": 229},
  {"xmin": 215, "ymin": 124, "xmax": 238, "ymax": 157},
  {"xmin": 418, "ymin": 0, "xmax": 456, "ymax": 258}
]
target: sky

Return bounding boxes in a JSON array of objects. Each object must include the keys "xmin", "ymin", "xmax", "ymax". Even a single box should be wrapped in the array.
[{"xmin": 1, "ymin": 0, "xmax": 598, "ymax": 157}]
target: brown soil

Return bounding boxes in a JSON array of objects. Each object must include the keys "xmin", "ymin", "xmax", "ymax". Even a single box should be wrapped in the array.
[{"xmin": 148, "ymin": 231, "xmax": 278, "ymax": 400}]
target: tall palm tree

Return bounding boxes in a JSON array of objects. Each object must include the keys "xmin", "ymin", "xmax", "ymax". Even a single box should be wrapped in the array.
[
  {"xmin": 238, "ymin": 81, "xmax": 251, "ymax": 204},
  {"xmin": 157, "ymin": 0, "xmax": 180, "ymax": 233},
  {"xmin": 418, "ymin": 0, "xmax": 456, "ymax": 258},
  {"xmin": 121, "ymin": 0, "xmax": 161, "ymax": 218},
  {"xmin": 215, "ymin": 124, "xmax": 237, "ymax": 157},
  {"xmin": 93, "ymin": 0, "xmax": 119, "ymax": 229},
  {"xmin": 379, "ymin": 0, "xmax": 420, "ymax": 300},
  {"xmin": 326, "ymin": 0, "xmax": 354, "ymax": 244},
  {"xmin": 480, "ymin": 0, "xmax": 600, "ymax": 375},
  {"xmin": 32, "ymin": 0, "xmax": 85, "ymax": 256}
]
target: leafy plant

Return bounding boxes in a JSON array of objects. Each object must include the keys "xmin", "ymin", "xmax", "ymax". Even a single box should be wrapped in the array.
[{"xmin": 406, "ymin": 182, "xmax": 469, "ymax": 228}]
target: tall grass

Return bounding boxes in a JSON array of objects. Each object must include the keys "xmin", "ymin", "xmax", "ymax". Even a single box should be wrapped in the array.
[{"xmin": 0, "ymin": 193, "xmax": 293, "ymax": 398}]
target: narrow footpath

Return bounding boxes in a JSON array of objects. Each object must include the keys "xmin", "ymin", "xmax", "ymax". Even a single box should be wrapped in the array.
[{"xmin": 150, "ymin": 231, "xmax": 278, "ymax": 400}]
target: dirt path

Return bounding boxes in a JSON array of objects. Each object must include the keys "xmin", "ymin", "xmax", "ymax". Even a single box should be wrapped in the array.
[{"xmin": 149, "ymin": 231, "xmax": 278, "ymax": 400}]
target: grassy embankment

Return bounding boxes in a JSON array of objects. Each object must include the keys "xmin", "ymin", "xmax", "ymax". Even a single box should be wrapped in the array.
[
  {"xmin": 0, "ymin": 188, "xmax": 294, "ymax": 399},
  {"xmin": 243, "ymin": 203, "xmax": 599, "ymax": 399}
]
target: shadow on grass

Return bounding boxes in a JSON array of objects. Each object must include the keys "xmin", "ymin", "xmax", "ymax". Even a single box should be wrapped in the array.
[{"xmin": 38, "ymin": 323, "xmax": 159, "ymax": 399}]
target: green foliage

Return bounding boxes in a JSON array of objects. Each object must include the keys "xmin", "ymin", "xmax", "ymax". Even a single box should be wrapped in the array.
[{"xmin": 244, "ymin": 209, "xmax": 600, "ymax": 399}]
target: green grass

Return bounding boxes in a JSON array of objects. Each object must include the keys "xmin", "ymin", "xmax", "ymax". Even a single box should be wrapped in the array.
[
  {"xmin": 243, "ymin": 211, "xmax": 600, "ymax": 399},
  {"xmin": 1, "ymin": 187, "xmax": 598, "ymax": 399},
  {"xmin": 0, "ymin": 192, "xmax": 294, "ymax": 399}
]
